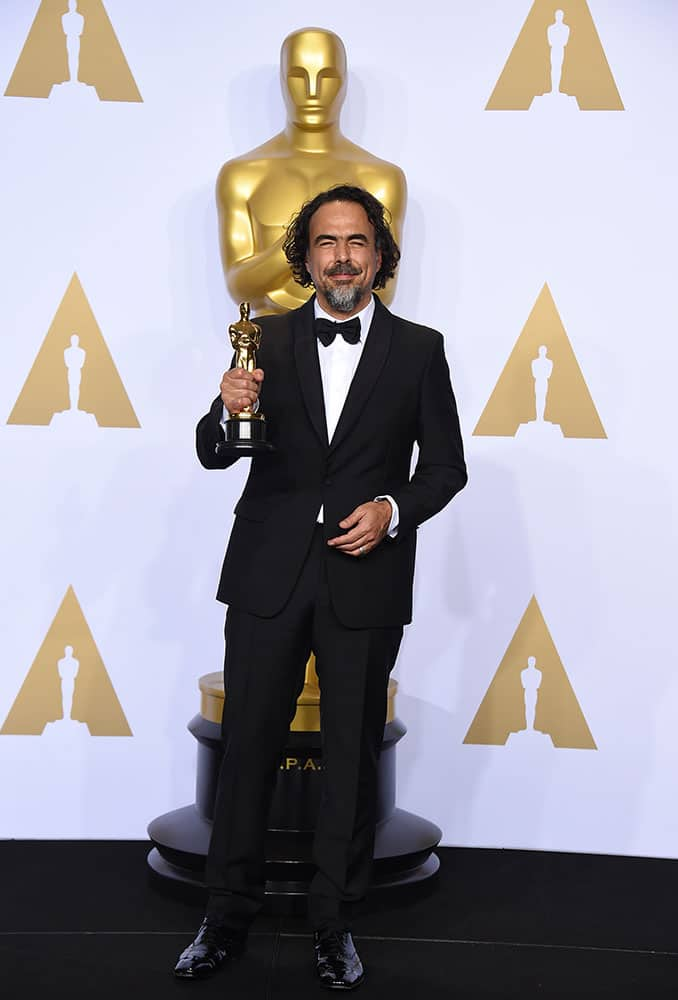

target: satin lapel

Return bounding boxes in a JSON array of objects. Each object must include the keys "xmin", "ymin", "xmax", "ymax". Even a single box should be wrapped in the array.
[
  {"xmin": 329, "ymin": 296, "xmax": 393, "ymax": 453},
  {"xmin": 292, "ymin": 297, "xmax": 329, "ymax": 449}
]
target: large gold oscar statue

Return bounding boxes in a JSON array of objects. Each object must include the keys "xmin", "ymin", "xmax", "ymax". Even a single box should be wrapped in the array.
[{"xmin": 216, "ymin": 26, "xmax": 407, "ymax": 316}]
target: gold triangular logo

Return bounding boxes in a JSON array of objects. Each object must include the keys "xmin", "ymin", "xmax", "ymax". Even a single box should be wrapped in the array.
[
  {"xmin": 464, "ymin": 596, "xmax": 596, "ymax": 749},
  {"xmin": 1, "ymin": 586, "xmax": 132, "ymax": 736},
  {"xmin": 473, "ymin": 282, "xmax": 605, "ymax": 439},
  {"xmin": 7, "ymin": 272, "xmax": 140, "ymax": 428},
  {"xmin": 486, "ymin": 0, "xmax": 623, "ymax": 111},
  {"xmin": 4, "ymin": 0, "xmax": 142, "ymax": 102}
]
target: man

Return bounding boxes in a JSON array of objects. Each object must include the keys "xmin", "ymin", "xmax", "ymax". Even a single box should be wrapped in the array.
[{"xmin": 174, "ymin": 185, "xmax": 467, "ymax": 989}]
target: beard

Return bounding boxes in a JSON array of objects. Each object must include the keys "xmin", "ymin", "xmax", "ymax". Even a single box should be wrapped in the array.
[
  {"xmin": 323, "ymin": 282, "xmax": 369, "ymax": 313},
  {"xmin": 315, "ymin": 265, "xmax": 370, "ymax": 314}
]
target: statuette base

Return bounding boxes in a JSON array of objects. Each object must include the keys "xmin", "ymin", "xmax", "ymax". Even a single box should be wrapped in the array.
[{"xmin": 216, "ymin": 414, "xmax": 274, "ymax": 456}]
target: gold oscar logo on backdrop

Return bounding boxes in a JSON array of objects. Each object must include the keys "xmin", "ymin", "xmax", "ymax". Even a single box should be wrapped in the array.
[
  {"xmin": 1, "ymin": 586, "xmax": 132, "ymax": 736},
  {"xmin": 4, "ymin": 0, "xmax": 142, "ymax": 103},
  {"xmin": 7, "ymin": 272, "xmax": 139, "ymax": 429},
  {"xmin": 464, "ymin": 596, "xmax": 596, "ymax": 749},
  {"xmin": 473, "ymin": 282, "xmax": 605, "ymax": 439},
  {"xmin": 486, "ymin": 0, "xmax": 623, "ymax": 111}
]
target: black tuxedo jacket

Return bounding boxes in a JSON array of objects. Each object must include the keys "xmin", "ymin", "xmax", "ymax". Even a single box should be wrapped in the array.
[{"xmin": 196, "ymin": 296, "xmax": 467, "ymax": 628}]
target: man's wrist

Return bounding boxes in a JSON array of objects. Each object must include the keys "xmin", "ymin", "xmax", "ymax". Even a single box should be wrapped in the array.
[
  {"xmin": 374, "ymin": 497, "xmax": 390, "ymax": 528},
  {"xmin": 374, "ymin": 495, "xmax": 399, "ymax": 538}
]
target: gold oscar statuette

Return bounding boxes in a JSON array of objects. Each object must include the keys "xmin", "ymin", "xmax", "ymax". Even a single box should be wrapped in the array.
[{"xmin": 216, "ymin": 302, "xmax": 274, "ymax": 456}]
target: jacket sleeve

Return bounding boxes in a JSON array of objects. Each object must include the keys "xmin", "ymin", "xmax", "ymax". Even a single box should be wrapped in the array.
[
  {"xmin": 392, "ymin": 332, "xmax": 467, "ymax": 536},
  {"xmin": 195, "ymin": 394, "xmax": 241, "ymax": 470}
]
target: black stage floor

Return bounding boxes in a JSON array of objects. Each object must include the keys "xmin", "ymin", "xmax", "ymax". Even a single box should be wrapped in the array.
[{"xmin": 3, "ymin": 841, "xmax": 678, "ymax": 997}]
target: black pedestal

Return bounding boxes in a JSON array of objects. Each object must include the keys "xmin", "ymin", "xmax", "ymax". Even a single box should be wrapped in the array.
[{"xmin": 148, "ymin": 711, "xmax": 441, "ymax": 899}]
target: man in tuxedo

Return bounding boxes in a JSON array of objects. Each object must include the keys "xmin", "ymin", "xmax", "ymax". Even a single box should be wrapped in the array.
[{"xmin": 174, "ymin": 185, "xmax": 467, "ymax": 989}]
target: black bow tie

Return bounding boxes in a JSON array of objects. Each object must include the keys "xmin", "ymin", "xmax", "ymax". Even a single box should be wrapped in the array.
[{"xmin": 315, "ymin": 316, "xmax": 361, "ymax": 347}]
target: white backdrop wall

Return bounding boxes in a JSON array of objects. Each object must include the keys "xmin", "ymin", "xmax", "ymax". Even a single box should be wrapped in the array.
[{"xmin": 1, "ymin": 0, "xmax": 677, "ymax": 857}]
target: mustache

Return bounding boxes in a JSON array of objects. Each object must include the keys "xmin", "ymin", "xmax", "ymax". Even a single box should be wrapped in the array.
[{"xmin": 325, "ymin": 263, "xmax": 362, "ymax": 276}]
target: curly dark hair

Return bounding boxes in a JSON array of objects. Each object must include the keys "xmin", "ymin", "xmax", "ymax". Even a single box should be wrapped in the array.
[{"xmin": 282, "ymin": 184, "xmax": 401, "ymax": 289}]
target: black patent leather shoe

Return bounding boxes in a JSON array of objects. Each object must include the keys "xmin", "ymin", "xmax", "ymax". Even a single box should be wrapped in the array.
[
  {"xmin": 173, "ymin": 919, "xmax": 247, "ymax": 979},
  {"xmin": 314, "ymin": 929, "xmax": 364, "ymax": 990}
]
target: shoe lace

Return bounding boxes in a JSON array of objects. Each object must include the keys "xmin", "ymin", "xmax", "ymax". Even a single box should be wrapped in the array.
[
  {"xmin": 319, "ymin": 930, "xmax": 349, "ymax": 959},
  {"xmin": 201, "ymin": 919, "xmax": 244, "ymax": 953}
]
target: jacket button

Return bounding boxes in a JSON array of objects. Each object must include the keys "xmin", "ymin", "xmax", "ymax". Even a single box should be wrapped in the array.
[{"xmin": 324, "ymin": 477, "xmax": 333, "ymax": 486}]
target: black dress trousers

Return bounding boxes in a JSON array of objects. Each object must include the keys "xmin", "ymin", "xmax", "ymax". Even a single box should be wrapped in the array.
[{"xmin": 205, "ymin": 526, "xmax": 403, "ymax": 931}]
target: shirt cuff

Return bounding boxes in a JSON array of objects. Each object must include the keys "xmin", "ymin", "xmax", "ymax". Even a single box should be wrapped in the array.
[{"xmin": 375, "ymin": 495, "xmax": 399, "ymax": 538}]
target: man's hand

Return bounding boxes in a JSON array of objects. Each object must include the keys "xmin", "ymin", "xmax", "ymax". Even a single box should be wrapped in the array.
[
  {"xmin": 327, "ymin": 500, "xmax": 392, "ymax": 557},
  {"xmin": 220, "ymin": 367, "xmax": 264, "ymax": 414}
]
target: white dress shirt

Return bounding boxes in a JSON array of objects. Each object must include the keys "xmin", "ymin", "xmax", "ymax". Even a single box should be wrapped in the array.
[
  {"xmin": 222, "ymin": 296, "xmax": 399, "ymax": 536},
  {"xmin": 314, "ymin": 297, "xmax": 399, "ymax": 537}
]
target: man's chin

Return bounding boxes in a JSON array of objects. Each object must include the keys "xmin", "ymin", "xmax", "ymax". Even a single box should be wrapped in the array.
[{"xmin": 322, "ymin": 283, "xmax": 368, "ymax": 314}]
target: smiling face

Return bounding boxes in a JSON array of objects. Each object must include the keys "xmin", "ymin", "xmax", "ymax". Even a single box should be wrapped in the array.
[
  {"xmin": 280, "ymin": 29, "xmax": 347, "ymax": 129},
  {"xmin": 305, "ymin": 200, "xmax": 382, "ymax": 317}
]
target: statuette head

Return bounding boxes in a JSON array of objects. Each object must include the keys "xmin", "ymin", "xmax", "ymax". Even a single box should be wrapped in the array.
[{"xmin": 280, "ymin": 28, "xmax": 347, "ymax": 129}]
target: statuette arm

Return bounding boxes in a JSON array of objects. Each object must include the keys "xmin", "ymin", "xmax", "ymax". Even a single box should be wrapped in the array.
[
  {"xmin": 225, "ymin": 238, "xmax": 309, "ymax": 312},
  {"xmin": 217, "ymin": 168, "xmax": 309, "ymax": 313}
]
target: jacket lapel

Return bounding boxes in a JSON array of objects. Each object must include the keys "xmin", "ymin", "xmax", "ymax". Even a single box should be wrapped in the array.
[
  {"xmin": 329, "ymin": 296, "xmax": 393, "ymax": 453},
  {"xmin": 292, "ymin": 296, "xmax": 329, "ymax": 449}
]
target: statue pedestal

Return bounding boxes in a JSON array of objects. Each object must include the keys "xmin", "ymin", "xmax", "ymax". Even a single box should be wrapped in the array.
[{"xmin": 147, "ymin": 672, "xmax": 441, "ymax": 902}]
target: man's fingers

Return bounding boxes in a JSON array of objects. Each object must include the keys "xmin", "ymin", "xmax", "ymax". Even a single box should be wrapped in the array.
[
  {"xmin": 329, "ymin": 526, "xmax": 368, "ymax": 548},
  {"xmin": 337, "ymin": 505, "xmax": 367, "ymax": 530},
  {"xmin": 221, "ymin": 386, "xmax": 258, "ymax": 401},
  {"xmin": 328, "ymin": 517, "xmax": 371, "ymax": 546},
  {"xmin": 223, "ymin": 373, "xmax": 259, "ymax": 392},
  {"xmin": 222, "ymin": 387, "xmax": 257, "ymax": 402},
  {"xmin": 328, "ymin": 502, "xmax": 389, "ymax": 554},
  {"xmin": 221, "ymin": 367, "xmax": 263, "ymax": 413},
  {"xmin": 334, "ymin": 536, "xmax": 372, "ymax": 554},
  {"xmin": 223, "ymin": 367, "xmax": 263, "ymax": 383},
  {"xmin": 221, "ymin": 392, "xmax": 257, "ymax": 413}
]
